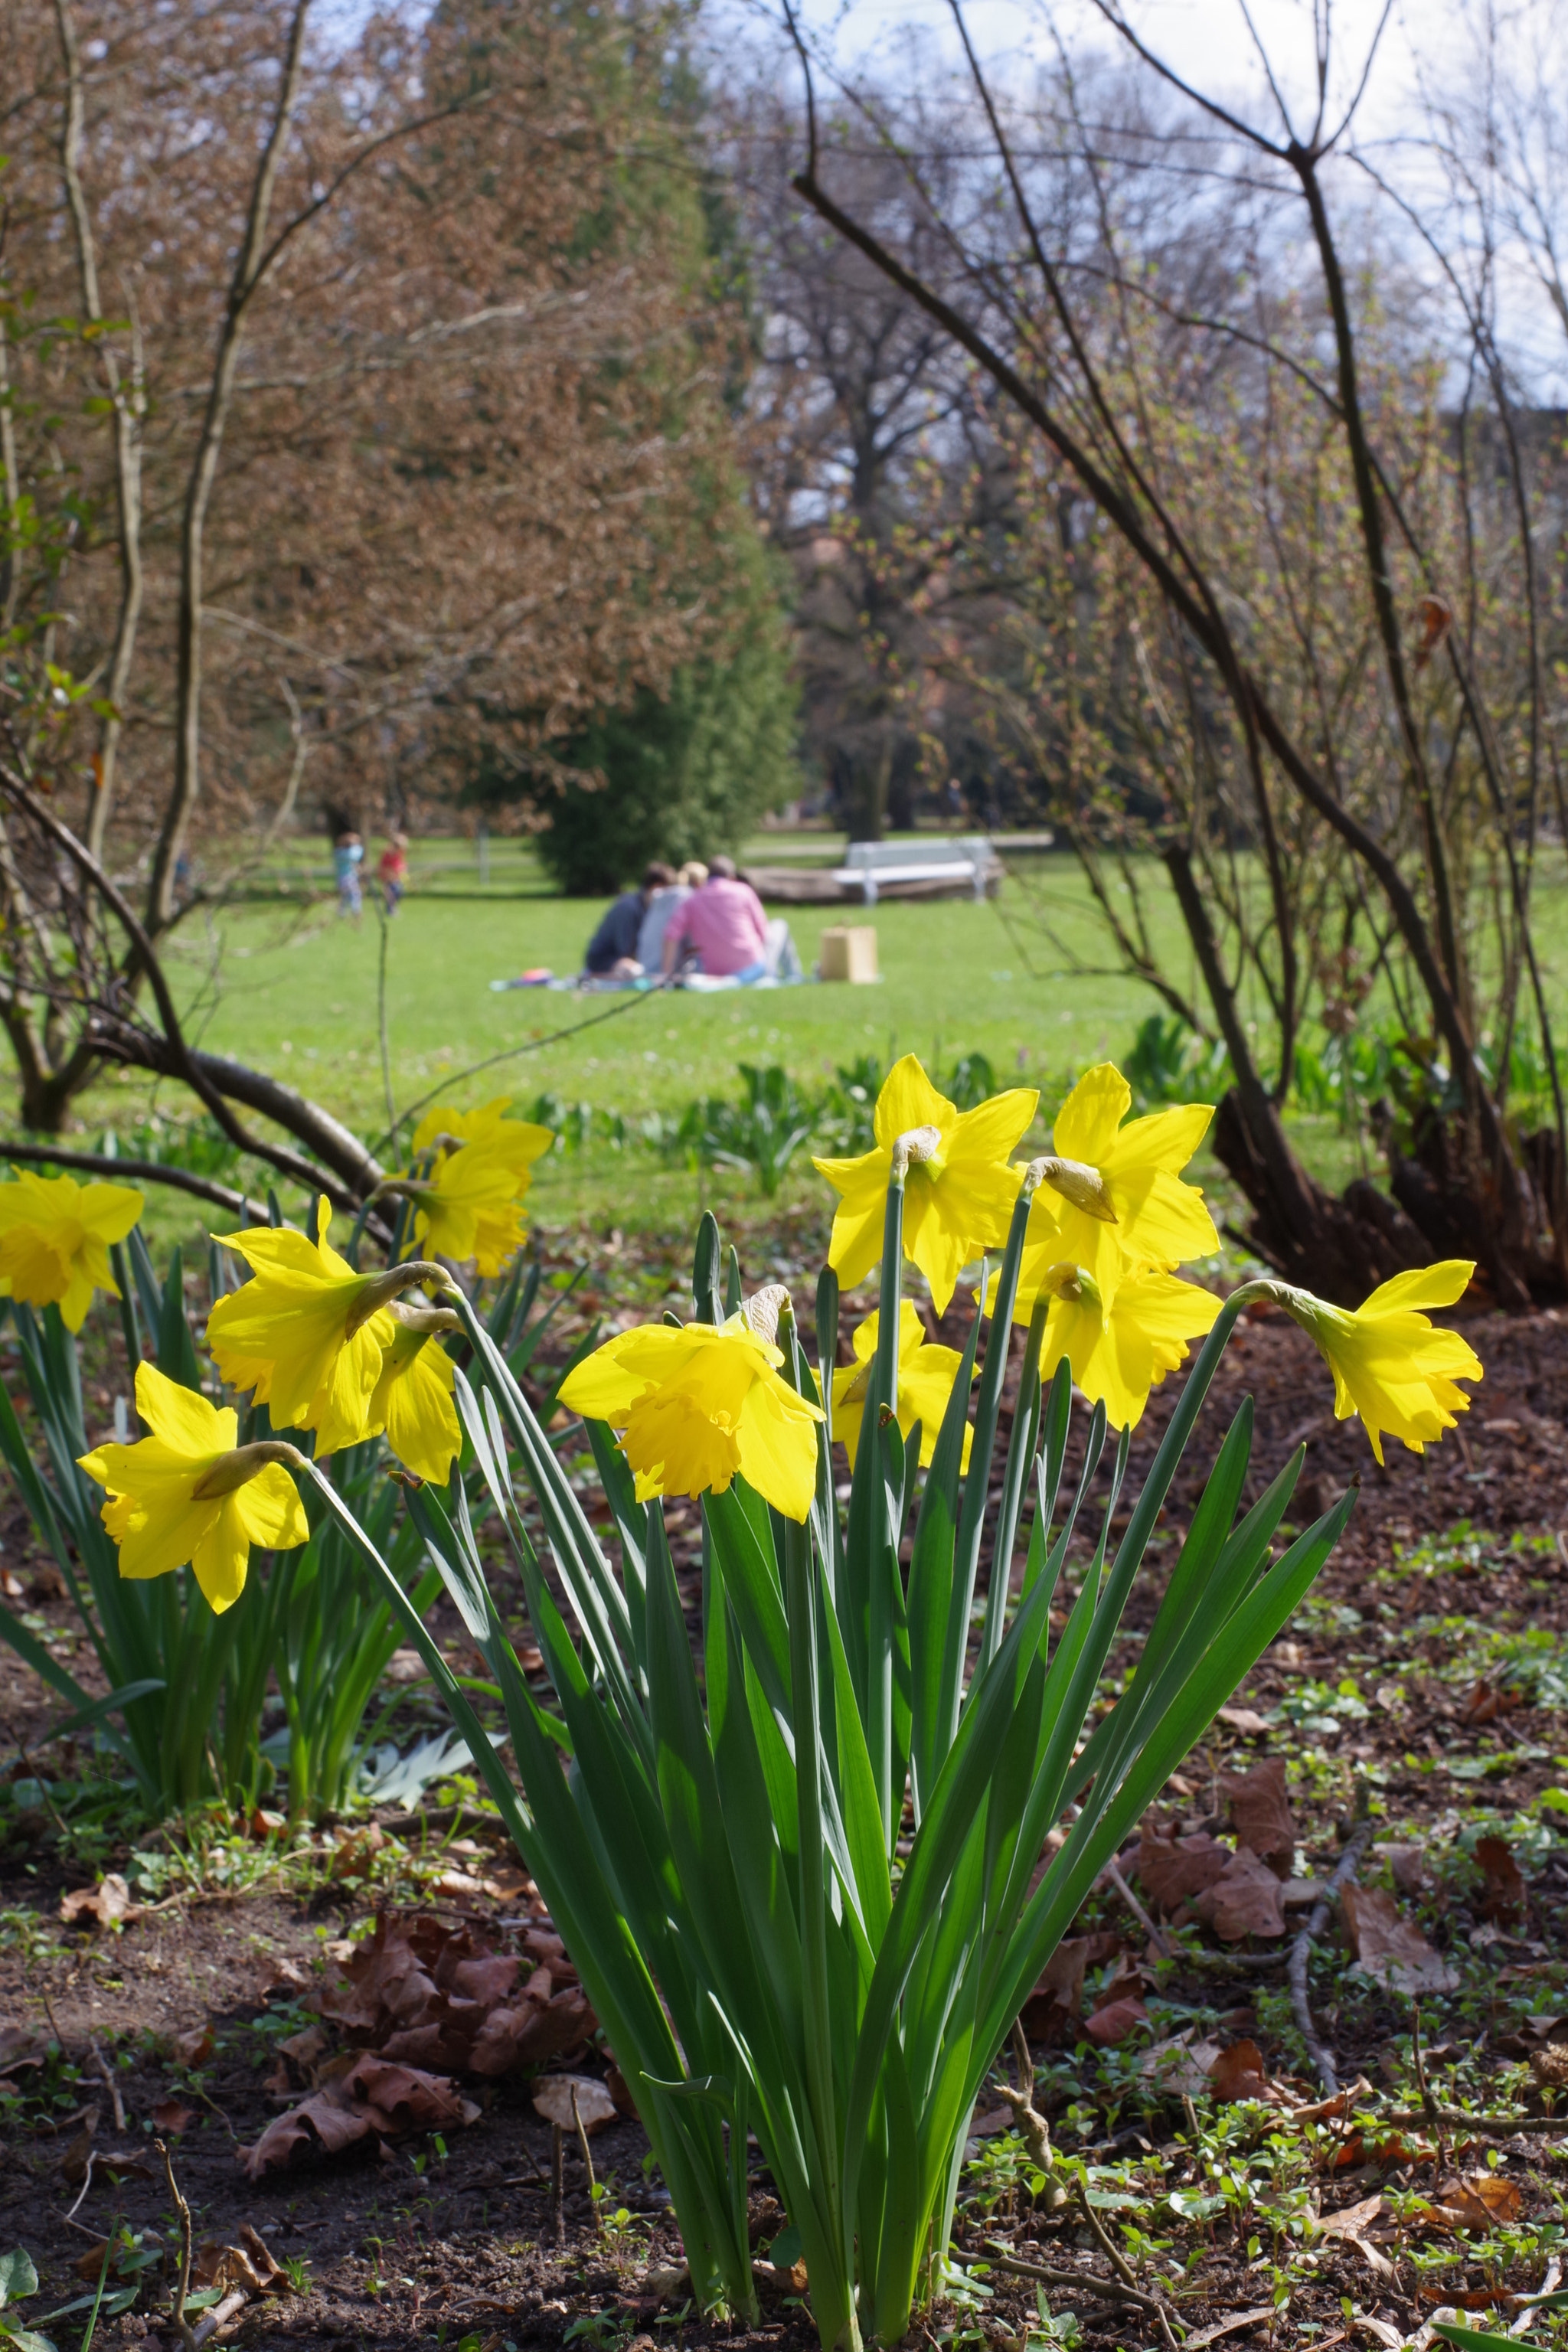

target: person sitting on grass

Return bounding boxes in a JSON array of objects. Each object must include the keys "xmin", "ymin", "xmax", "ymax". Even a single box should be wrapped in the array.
[
  {"xmin": 637, "ymin": 860, "xmax": 700, "ymax": 975},
  {"xmin": 663, "ymin": 854, "xmax": 799, "ymax": 983},
  {"xmin": 583, "ymin": 862, "xmax": 671, "ymax": 979}
]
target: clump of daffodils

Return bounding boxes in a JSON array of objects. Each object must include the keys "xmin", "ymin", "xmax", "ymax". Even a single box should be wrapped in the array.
[{"xmin": 60, "ymin": 1051, "xmax": 1481, "ymax": 1605}]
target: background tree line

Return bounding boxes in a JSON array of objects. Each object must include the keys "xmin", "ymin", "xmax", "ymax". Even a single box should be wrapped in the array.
[{"xmin": 2, "ymin": 0, "xmax": 1566, "ymax": 1305}]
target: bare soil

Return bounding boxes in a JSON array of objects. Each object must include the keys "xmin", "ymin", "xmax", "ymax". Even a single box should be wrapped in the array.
[{"xmin": 2, "ymin": 1297, "xmax": 1566, "ymax": 2352}]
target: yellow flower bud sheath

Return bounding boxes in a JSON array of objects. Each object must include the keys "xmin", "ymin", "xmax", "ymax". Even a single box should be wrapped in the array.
[
  {"xmin": 0, "ymin": 1167, "xmax": 143, "ymax": 1331},
  {"xmin": 79, "ymin": 1362, "xmax": 308, "ymax": 1613}
]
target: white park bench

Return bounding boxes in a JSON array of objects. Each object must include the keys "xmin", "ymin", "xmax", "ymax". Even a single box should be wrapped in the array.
[{"xmin": 829, "ymin": 835, "xmax": 999, "ymax": 906}]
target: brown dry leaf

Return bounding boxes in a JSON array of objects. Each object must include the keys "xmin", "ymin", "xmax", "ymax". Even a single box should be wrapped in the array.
[
  {"xmin": 1458, "ymin": 1680, "xmax": 1514, "ymax": 1726},
  {"xmin": 318, "ymin": 1911, "xmax": 593, "ymax": 2077},
  {"xmin": 1341, "ymin": 1884, "xmax": 1459, "ymax": 1993},
  {"xmin": 74, "ymin": 2239, "xmax": 141, "ymax": 2285},
  {"xmin": 1426, "ymin": 2172, "xmax": 1524, "ymax": 2232},
  {"xmin": 1084, "ymin": 1997, "xmax": 1148, "ymax": 2047},
  {"xmin": 1216, "ymin": 1706, "xmax": 1270, "ymax": 1736},
  {"xmin": 1135, "ymin": 1825, "xmax": 1230, "ymax": 1913},
  {"xmin": 60, "ymin": 1873, "xmax": 136, "ymax": 1929},
  {"xmin": 0, "ymin": 1570, "xmax": 22, "ymax": 1599},
  {"xmin": 1019, "ymin": 1931, "xmax": 1119, "ymax": 2046},
  {"xmin": 1475, "ymin": 1836, "xmax": 1525, "ymax": 1926},
  {"xmin": 1528, "ymin": 2045, "xmax": 1568, "ymax": 2091},
  {"xmin": 1184, "ymin": 2311, "xmax": 1278, "ymax": 2350},
  {"xmin": 262, "ymin": 2059, "xmax": 291, "ymax": 2096},
  {"xmin": 238, "ymin": 2052, "xmax": 472, "ymax": 2178},
  {"xmin": 278, "ymin": 2024, "xmax": 328, "ymax": 2066},
  {"xmin": 967, "ymin": 2107, "xmax": 1018, "ymax": 2140},
  {"xmin": 1220, "ymin": 1757, "xmax": 1295, "ymax": 1877},
  {"xmin": 1315, "ymin": 2193, "xmax": 1384, "ymax": 2243},
  {"xmin": 60, "ymin": 2107, "xmax": 100, "ymax": 2183},
  {"xmin": 29, "ymin": 1566, "xmax": 67, "ymax": 1602},
  {"xmin": 1375, "ymin": 1843, "xmax": 1429, "ymax": 1898},
  {"xmin": 1196, "ymin": 1846, "xmax": 1287, "ymax": 1941},
  {"xmin": 332, "ymin": 1824, "xmax": 385, "ymax": 1881},
  {"xmin": 1208, "ymin": 2039, "xmax": 1271, "ymax": 2102},
  {"xmin": 151, "ymin": 2099, "xmax": 194, "ymax": 2134},
  {"xmin": 168, "ymin": 2025, "xmax": 215, "ymax": 2067},
  {"xmin": 532, "ymin": 2074, "xmax": 616, "ymax": 2132},
  {"xmin": 0, "ymin": 2023, "xmax": 47, "ymax": 2076},
  {"xmin": 605, "ymin": 2064, "xmax": 638, "ymax": 2118},
  {"xmin": 1142, "ymin": 2033, "xmax": 1223, "ymax": 2099},
  {"xmin": 194, "ymin": 2225, "xmax": 287, "ymax": 2295}
]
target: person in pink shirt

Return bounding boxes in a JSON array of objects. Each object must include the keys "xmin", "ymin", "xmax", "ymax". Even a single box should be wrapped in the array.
[{"xmin": 664, "ymin": 855, "xmax": 770, "ymax": 979}]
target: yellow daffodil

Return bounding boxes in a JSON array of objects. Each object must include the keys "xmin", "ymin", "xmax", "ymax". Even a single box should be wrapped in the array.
[
  {"xmin": 1027, "ymin": 1063, "xmax": 1218, "ymax": 1317},
  {"xmin": 405, "ymin": 1143, "xmax": 527, "ymax": 1277},
  {"xmin": 79, "ymin": 1361, "xmax": 308, "ymax": 1614},
  {"xmin": 832, "ymin": 1302, "xmax": 975, "ymax": 1470},
  {"xmin": 395, "ymin": 1099, "xmax": 552, "ymax": 1276},
  {"xmin": 410, "ymin": 1096, "xmax": 554, "ymax": 1187},
  {"xmin": 0, "ymin": 1168, "xmax": 142, "ymax": 1331},
  {"xmin": 207, "ymin": 1197, "xmax": 436, "ymax": 1456},
  {"xmin": 560, "ymin": 1311, "xmax": 824, "ymax": 1521},
  {"xmin": 368, "ymin": 1308, "xmax": 462, "ymax": 1484},
  {"xmin": 1027, "ymin": 1263, "xmax": 1222, "ymax": 1432},
  {"xmin": 813, "ymin": 1055, "xmax": 1037, "ymax": 1315},
  {"xmin": 1266, "ymin": 1261, "xmax": 1481, "ymax": 1465}
]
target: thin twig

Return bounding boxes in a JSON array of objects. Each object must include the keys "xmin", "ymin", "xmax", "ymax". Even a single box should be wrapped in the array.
[
  {"xmin": 1381, "ymin": 2107, "xmax": 1568, "ymax": 2138},
  {"xmin": 1102, "ymin": 1857, "xmax": 1175, "ymax": 1958},
  {"xmin": 1289, "ymin": 1801, "xmax": 1374, "ymax": 2093},
  {"xmin": 88, "ymin": 2037, "xmax": 126, "ymax": 2135},
  {"xmin": 570, "ymin": 2082, "xmax": 600, "ymax": 2239},
  {"xmin": 156, "ymin": 2135, "xmax": 198, "ymax": 2352},
  {"xmin": 984, "ymin": 2241, "xmax": 1179, "ymax": 2322}
]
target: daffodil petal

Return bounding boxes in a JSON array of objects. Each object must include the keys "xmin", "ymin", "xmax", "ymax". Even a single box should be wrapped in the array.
[
  {"xmin": 873, "ymin": 1054, "xmax": 954, "ymax": 1151},
  {"xmin": 735, "ymin": 1375, "xmax": 821, "ymax": 1521},
  {"xmin": 133, "ymin": 1361, "xmax": 234, "ymax": 1454},
  {"xmin": 1052, "ymin": 1063, "xmax": 1132, "ymax": 1163},
  {"xmin": 190, "ymin": 1498, "xmax": 253, "ymax": 1614}
]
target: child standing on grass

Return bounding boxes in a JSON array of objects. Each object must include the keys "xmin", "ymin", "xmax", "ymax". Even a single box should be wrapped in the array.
[
  {"xmin": 334, "ymin": 829, "xmax": 364, "ymax": 923},
  {"xmin": 379, "ymin": 831, "xmax": 410, "ymax": 917}
]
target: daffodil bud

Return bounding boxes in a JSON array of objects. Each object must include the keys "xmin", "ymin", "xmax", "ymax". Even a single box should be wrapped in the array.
[
  {"xmin": 191, "ymin": 1439, "xmax": 305, "ymax": 1500},
  {"xmin": 1034, "ymin": 1157, "xmax": 1119, "ymax": 1223},
  {"xmin": 890, "ymin": 1124, "xmax": 942, "ymax": 1179},
  {"xmin": 344, "ymin": 1260, "xmax": 452, "ymax": 1336},
  {"xmin": 390, "ymin": 1298, "xmax": 463, "ymax": 1337},
  {"xmin": 743, "ymin": 1283, "xmax": 790, "ymax": 1345}
]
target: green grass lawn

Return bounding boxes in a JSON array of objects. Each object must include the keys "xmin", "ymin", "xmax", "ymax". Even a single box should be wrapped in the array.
[{"xmin": 22, "ymin": 840, "xmax": 1568, "ymax": 1262}]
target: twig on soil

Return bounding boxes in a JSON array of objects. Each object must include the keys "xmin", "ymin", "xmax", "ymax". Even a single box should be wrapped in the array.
[
  {"xmin": 570, "ymin": 2082, "xmax": 600, "ymax": 2238},
  {"xmin": 157, "ymin": 2135, "xmax": 198, "ymax": 2352},
  {"xmin": 1101, "ymin": 1857, "xmax": 1176, "ymax": 1958},
  {"xmin": 1380, "ymin": 2107, "xmax": 1568, "ymax": 2137},
  {"xmin": 89, "ymin": 2037, "xmax": 127, "ymax": 2135},
  {"xmin": 983, "ymin": 2241, "xmax": 1183, "ymax": 2330},
  {"xmin": 1289, "ymin": 1798, "xmax": 1375, "ymax": 2093}
]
